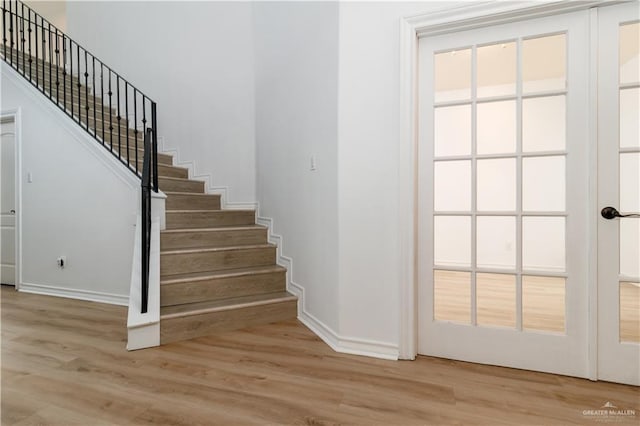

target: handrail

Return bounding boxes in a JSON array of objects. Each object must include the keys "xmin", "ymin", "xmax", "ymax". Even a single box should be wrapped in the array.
[
  {"xmin": 1, "ymin": 0, "xmax": 158, "ymax": 313},
  {"xmin": 1, "ymin": 0, "xmax": 158, "ymax": 189}
]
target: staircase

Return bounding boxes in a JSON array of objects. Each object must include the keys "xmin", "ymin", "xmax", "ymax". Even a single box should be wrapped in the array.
[
  {"xmin": 158, "ymin": 175, "xmax": 297, "ymax": 344},
  {"xmin": 1, "ymin": 2, "xmax": 297, "ymax": 345}
]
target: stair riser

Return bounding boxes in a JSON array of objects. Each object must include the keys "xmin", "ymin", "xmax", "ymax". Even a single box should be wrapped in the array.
[
  {"xmin": 159, "ymin": 178, "xmax": 204, "ymax": 193},
  {"xmin": 161, "ymin": 247, "xmax": 276, "ymax": 276},
  {"xmin": 153, "ymin": 164, "xmax": 188, "ymax": 179},
  {"xmin": 161, "ymin": 228, "xmax": 266, "ymax": 250},
  {"xmin": 161, "ymin": 270, "xmax": 286, "ymax": 306},
  {"xmin": 165, "ymin": 194, "xmax": 220, "ymax": 211},
  {"xmin": 160, "ymin": 299, "xmax": 297, "ymax": 344},
  {"xmin": 166, "ymin": 211, "xmax": 255, "ymax": 229}
]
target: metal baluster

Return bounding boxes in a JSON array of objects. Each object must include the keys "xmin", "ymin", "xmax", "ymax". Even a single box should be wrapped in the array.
[
  {"xmin": 48, "ymin": 23, "xmax": 51, "ymax": 98},
  {"xmin": 13, "ymin": 1, "xmax": 18, "ymax": 68},
  {"xmin": 55, "ymin": 28, "xmax": 59, "ymax": 104},
  {"xmin": 117, "ymin": 75, "xmax": 121, "ymax": 158},
  {"xmin": 27, "ymin": 8, "xmax": 31, "ymax": 80},
  {"xmin": 9, "ymin": 0, "xmax": 14, "ymax": 65},
  {"xmin": 15, "ymin": 1, "xmax": 20, "ymax": 67},
  {"xmin": 108, "ymin": 69, "xmax": 113, "ymax": 151},
  {"xmin": 134, "ymin": 88, "xmax": 138, "ymax": 171},
  {"xmin": 41, "ymin": 16, "xmax": 45, "ymax": 87},
  {"xmin": 101, "ymin": 65, "xmax": 105, "ymax": 144},
  {"xmin": 69, "ymin": 39, "xmax": 73, "ymax": 118},
  {"xmin": 92, "ymin": 57, "xmax": 96, "ymax": 137},
  {"xmin": 84, "ymin": 50, "xmax": 89, "ymax": 130},
  {"xmin": 76, "ymin": 43, "xmax": 80, "ymax": 125},
  {"xmin": 2, "ymin": 0, "xmax": 13, "ymax": 64},
  {"xmin": 20, "ymin": 2, "xmax": 24, "ymax": 74},
  {"xmin": 3, "ymin": 1, "xmax": 8, "ymax": 63},
  {"xmin": 151, "ymin": 102, "xmax": 158, "ymax": 191},
  {"xmin": 33, "ymin": 9, "xmax": 37, "ymax": 85},
  {"xmin": 62, "ymin": 34, "xmax": 66, "ymax": 112},
  {"xmin": 125, "ymin": 82, "xmax": 129, "ymax": 165}
]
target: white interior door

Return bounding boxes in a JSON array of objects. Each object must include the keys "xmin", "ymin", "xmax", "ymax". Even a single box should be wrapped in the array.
[
  {"xmin": 417, "ymin": 11, "xmax": 591, "ymax": 378},
  {"xmin": 597, "ymin": 3, "xmax": 640, "ymax": 386},
  {"xmin": 1, "ymin": 118, "xmax": 16, "ymax": 286}
]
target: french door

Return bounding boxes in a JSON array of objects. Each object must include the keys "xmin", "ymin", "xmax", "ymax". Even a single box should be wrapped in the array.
[
  {"xmin": 597, "ymin": 3, "xmax": 639, "ymax": 386},
  {"xmin": 417, "ymin": 5, "xmax": 639, "ymax": 384}
]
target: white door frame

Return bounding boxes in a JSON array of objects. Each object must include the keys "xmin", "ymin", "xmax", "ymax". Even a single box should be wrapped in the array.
[
  {"xmin": 398, "ymin": 1, "xmax": 619, "ymax": 379},
  {"xmin": 1, "ymin": 108, "xmax": 22, "ymax": 290}
]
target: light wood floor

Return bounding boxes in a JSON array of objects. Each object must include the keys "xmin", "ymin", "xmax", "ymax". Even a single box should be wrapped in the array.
[{"xmin": 1, "ymin": 286, "xmax": 638, "ymax": 426}]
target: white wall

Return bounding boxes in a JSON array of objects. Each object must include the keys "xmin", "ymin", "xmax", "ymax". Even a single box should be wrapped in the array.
[
  {"xmin": 2, "ymin": 63, "xmax": 138, "ymax": 304},
  {"xmin": 24, "ymin": 1, "xmax": 66, "ymax": 31},
  {"xmin": 337, "ymin": 2, "xmax": 460, "ymax": 347},
  {"xmin": 253, "ymin": 2, "xmax": 340, "ymax": 332},
  {"xmin": 65, "ymin": 1, "xmax": 256, "ymax": 205}
]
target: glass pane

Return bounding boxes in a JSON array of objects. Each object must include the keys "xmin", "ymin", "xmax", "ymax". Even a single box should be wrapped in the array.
[
  {"xmin": 434, "ymin": 161, "xmax": 471, "ymax": 211},
  {"xmin": 477, "ymin": 273, "xmax": 516, "ymax": 328},
  {"xmin": 522, "ymin": 156, "xmax": 565, "ymax": 212},
  {"xmin": 477, "ymin": 159, "xmax": 516, "ymax": 211},
  {"xmin": 523, "ymin": 96, "xmax": 566, "ymax": 152},
  {"xmin": 435, "ymin": 48, "xmax": 471, "ymax": 102},
  {"xmin": 523, "ymin": 276, "xmax": 565, "ymax": 333},
  {"xmin": 620, "ymin": 282, "xmax": 640, "ymax": 343},
  {"xmin": 477, "ymin": 100, "xmax": 516, "ymax": 155},
  {"xmin": 620, "ymin": 23, "xmax": 640, "ymax": 85},
  {"xmin": 523, "ymin": 34, "xmax": 566, "ymax": 93},
  {"xmin": 620, "ymin": 219, "xmax": 640, "ymax": 279},
  {"xmin": 620, "ymin": 88, "xmax": 640, "ymax": 148},
  {"xmin": 434, "ymin": 270, "xmax": 471, "ymax": 323},
  {"xmin": 523, "ymin": 217, "xmax": 565, "ymax": 272},
  {"xmin": 620, "ymin": 153, "xmax": 640, "ymax": 213},
  {"xmin": 434, "ymin": 105, "xmax": 471, "ymax": 157},
  {"xmin": 477, "ymin": 42, "xmax": 516, "ymax": 98},
  {"xmin": 433, "ymin": 270, "xmax": 471, "ymax": 324},
  {"xmin": 477, "ymin": 216, "xmax": 516, "ymax": 270},
  {"xmin": 434, "ymin": 216, "xmax": 471, "ymax": 267}
]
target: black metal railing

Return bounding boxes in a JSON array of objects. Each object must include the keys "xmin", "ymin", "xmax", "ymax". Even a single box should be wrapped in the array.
[{"xmin": 1, "ymin": 0, "xmax": 157, "ymax": 313}]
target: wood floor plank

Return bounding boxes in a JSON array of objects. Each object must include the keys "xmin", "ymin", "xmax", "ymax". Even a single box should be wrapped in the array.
[{"xmin": 1, "ymin": 286, "xmax": 638, "ymax": 425}]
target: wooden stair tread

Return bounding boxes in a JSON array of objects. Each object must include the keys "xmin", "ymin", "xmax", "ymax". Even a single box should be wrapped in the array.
[
  {"xmin": 161, "ymin": 265, "xmax": 286, "ymax": 285},
  {"xmin": 159, "ymin": 176, "xmax": 199, "ymax": 182},
  {"xmin": 161, "ymin": 243, "xmax": 275, "ymax": 256},
  {"xmin": 165, "ymin": 209, "xmax": 253, "ymax": 214},
  {"xmin": 160, "ymin": 291, "xmax": 296, "ymax": 319},
  {"xmin": 161, "ymin": 225, "xmax": 265, "ymax": 234}
]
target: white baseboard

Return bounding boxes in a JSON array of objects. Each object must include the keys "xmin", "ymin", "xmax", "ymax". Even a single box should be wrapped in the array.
[
  {"xmin": 257, "ymin": 215, "xmax": 399, "ymax": 361},
  {"xmin": 19, "ymin": 282, "xmax": 128, "ymax": 306}
]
